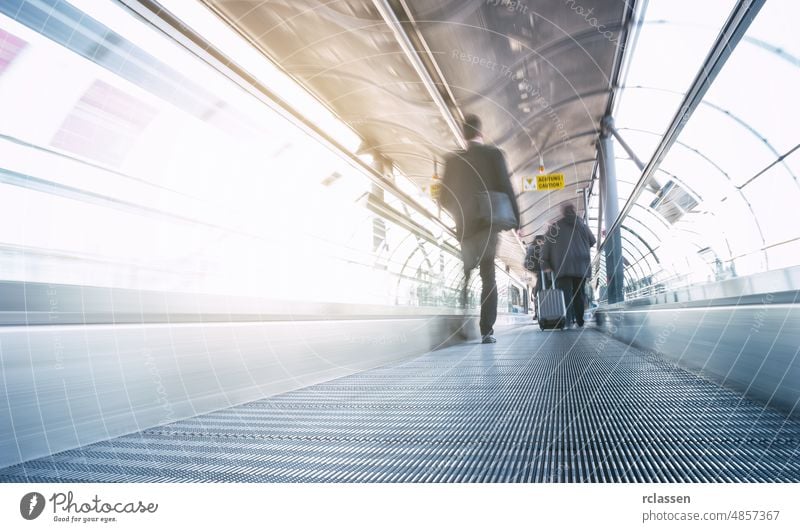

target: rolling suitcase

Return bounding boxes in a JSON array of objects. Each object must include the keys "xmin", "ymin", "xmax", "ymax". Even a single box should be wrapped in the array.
[{"xmin": 537, "ymin": 272, "xmax": 566, "ymax": 330}]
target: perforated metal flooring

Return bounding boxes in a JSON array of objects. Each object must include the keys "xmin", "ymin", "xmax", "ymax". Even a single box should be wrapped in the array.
[{"xmin": 2, "ymin": 327, "xmax": 799, "ymax": 482}]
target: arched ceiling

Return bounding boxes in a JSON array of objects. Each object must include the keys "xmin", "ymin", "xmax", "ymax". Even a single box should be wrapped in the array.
[{"xmin": 203, "ymin": 0, "xmax": 633, "ymax": 278}]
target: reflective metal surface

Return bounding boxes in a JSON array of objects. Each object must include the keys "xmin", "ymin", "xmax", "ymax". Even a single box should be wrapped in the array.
[
  {"xmin": 0, "ymin": 310, "xmax": 530, "ymax": 468},
  {"xmin": 3, "ymin": 327, "xmax": 798, "ymax": 482},
  {"xmin": 595, "ymin": 269, "xmax": 800, "ymax": 418}
]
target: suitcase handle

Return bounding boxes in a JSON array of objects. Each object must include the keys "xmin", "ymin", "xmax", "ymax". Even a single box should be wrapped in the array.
[{"xmin": 548, "ymin": 271, "xmax": 557, "ymax": 290}]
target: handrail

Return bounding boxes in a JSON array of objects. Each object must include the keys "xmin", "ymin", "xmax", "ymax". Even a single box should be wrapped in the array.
[
  {"xmin": 591, "ymin": 0, "xmax": 766, "ymax": 273},
  {"xmin": 118, "ymin": 0, "xmax": 460, "ymax": 242}
]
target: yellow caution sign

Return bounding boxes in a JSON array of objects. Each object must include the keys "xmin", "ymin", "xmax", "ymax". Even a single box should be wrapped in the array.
[
  {"xmin": 429, "ymin": 175, "xmax": 441, "ymax": 200},
  {"xmin": 521, "ymin": 176, "xmax": 537, "ymax": 192},
  {"xmin": 535, "ymin": 172, "xmax": 565, "ymax": 191}
]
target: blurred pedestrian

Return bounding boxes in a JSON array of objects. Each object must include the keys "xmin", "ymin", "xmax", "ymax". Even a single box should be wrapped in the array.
[
  {"xmin": 440, "ymin": 114, "xmax": 520, "ymax": 343},
  {"xmin": 542, "ymin": 203, "xmax": 596, "ymax": 328}
]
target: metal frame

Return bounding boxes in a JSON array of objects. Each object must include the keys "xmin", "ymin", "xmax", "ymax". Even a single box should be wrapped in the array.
[
  {"xmin": 620, "ymin": 222, "xmax": 661, "ymax": 266},
  {"xmin": 116, "ymin": 0, "xmax": 539, "ymax": 292},
  {"xmin": 615, "ymin": 126, "xmax": 768, "ymax": 254},
  {"xmin": 618, "ymin": 209, "xmax": 668, "ymax": 247},
  {"xmin": 396, "ymin": 0, "xmax": 465, "ymax": 124},
  {"xmin": 517, "ymin": 179, "xmax": 595, "ymax": 222},
  {"xmin": 593, "ymin": 0, "xmax": 768, "ymax": 276},
  {"xmin": 606, "ymin": 122, "xmax": 645, "ymax": 171},
  {"xmin": 370, "ymin": 0, "xmax": 466, "ymax": 149},
  {"xmin": 598, "ymin": 116, "xmax": 624, "ymax": 302},
  {"xmin": 117, "ymin": 0, "xmax": 460, "ymax": 243},
  {"xmin": 584, "ymin": 0, "xmax": 643, "ymax": 230},
  {"xmin": 603, "ymin": 0, "xmax": 642, "ymax": 122},
  {"xmin": 739, "ymin": 143, "xmax": 800, "ymax": 189},
  {"xmin": 619, "ymin": 85, "xmax": 799, "ymax": 189}
]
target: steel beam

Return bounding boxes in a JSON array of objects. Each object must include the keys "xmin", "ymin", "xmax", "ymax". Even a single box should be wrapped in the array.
[
  {"xmin": 596, "ymin": 165, "xmax": 604, "ymax": 261},
  {"xmin": 598, "ymin": 117, "xmax": 624, "ymax": 303},
  {"xmin": 371, "ymin": 0, "xmax": 466, "ymax": 150},
  {"xmin": 594, "ymin": 0, "xmax": 767, "ymax": 275},
  {"xmin": 607, "ymin": 122, "xmax": 645, "ymax": 171}
]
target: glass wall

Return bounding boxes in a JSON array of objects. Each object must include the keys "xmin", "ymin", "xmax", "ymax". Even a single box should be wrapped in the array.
[
  {"xmin": 592, "ymin": 0, "xmax": 799, "ymax": 302},
  {"xmin": 0, "ymin": 0, "xmax": 523, "ymax": 312}
]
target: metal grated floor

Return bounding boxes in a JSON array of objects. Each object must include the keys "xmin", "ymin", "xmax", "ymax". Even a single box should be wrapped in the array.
[{"xmin": 2, "ymin": 327, "xmax": 799, "ymax": 482}]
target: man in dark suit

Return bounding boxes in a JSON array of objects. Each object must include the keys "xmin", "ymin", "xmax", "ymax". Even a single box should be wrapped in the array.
[{"xmin": 440, "ymin": 114, "xmax": 520, "ymax": 344}]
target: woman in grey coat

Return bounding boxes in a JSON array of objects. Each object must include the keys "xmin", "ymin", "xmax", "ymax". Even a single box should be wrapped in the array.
[{"xmin": 542, "ymin": 203, "xmax": 596, "ymax": 327}]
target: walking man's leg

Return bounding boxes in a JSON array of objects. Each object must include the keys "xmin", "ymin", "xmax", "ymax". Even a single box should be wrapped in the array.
[
  {"xmin": 479, "ymin": 256, "xmax": 497, "ymax": 338},
  {"xmin": 556, "ymin": 276, "xmax": 574, "ymax": 326},
  {"xmin": 574, "ymin": 277, "xmax": 587, "ymax": 327}
]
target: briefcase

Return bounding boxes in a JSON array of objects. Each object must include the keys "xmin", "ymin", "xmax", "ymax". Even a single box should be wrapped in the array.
[
  {"xmin": 475, "ymin": 190, "xmax": 517, "ymax": 231},
  {"xmin": 537, "ymin": 272, "xmax": 566, "ymax": 330}
]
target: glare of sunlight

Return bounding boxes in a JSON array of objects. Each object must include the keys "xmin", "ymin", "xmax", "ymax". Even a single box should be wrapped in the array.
[{"xmin": 158, "ymin": 0, "xmax": 363, "ymax": 154}]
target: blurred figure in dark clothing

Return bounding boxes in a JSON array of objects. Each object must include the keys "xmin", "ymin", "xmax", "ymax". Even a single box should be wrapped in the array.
[
  {"xmin": 542, "ymin": 203, "xmax": 596, "ymax": 328},
  {"xmin": 440, "ymin": 114, "xmax": 520, "ymax": 343}
]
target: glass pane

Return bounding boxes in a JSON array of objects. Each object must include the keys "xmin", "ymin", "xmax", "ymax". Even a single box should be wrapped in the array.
[
  {"xmin": 599, "ymin": 0, "xmax": 800, "ymax": 299},
  {"xmin": 0, "ymin": 1, "xmax": 527, "ymax": 312},
  {"xmin": 614, "ymin": 0, "xmax": 738, "ymax": 161}
]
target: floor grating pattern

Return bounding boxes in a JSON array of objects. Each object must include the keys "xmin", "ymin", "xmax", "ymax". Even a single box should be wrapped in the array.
[{"xmin": 2, "ymin": 327, "xmax": 799, "ymax": 482}]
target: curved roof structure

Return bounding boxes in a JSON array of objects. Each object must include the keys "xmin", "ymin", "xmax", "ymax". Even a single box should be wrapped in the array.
[
  {"xmin": 199, "ymin": 0, "xmax": 798, "ymax": 295},
  {"xmin": 204, "ymin": 0, "xmax": 633, "ymax": 277}
]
